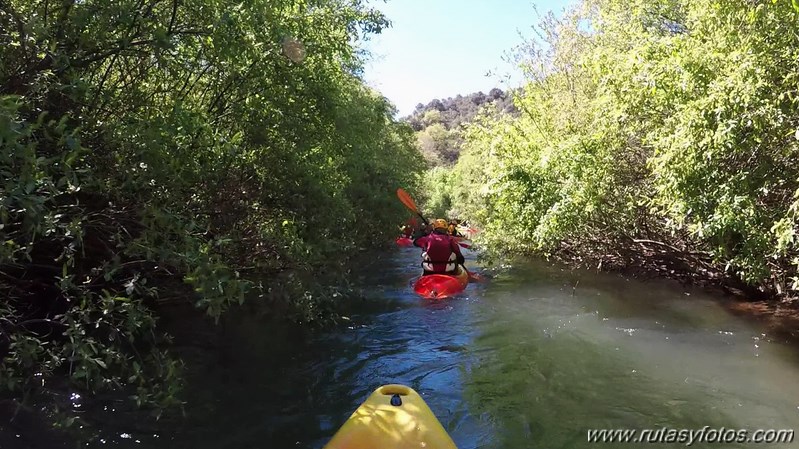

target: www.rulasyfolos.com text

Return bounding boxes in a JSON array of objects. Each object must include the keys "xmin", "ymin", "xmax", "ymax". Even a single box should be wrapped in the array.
[{"xmin": 587, "ymin": 427, "xmax": 794, "ymax": 445}]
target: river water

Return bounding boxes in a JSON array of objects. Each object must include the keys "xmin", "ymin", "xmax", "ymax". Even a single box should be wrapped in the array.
[{"xmin": 81, "ymin": 246, "xmax": 798, "ymax": 448}]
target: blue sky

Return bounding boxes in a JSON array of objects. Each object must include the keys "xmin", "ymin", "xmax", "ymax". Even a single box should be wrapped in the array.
[{"xmin": 361, "ymin": 0, "xmax": 574, "ymax": 116}]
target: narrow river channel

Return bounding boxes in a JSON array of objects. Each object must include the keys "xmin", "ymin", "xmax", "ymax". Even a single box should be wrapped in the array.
[{"xmin": 86, "ymin": 246, "xmax": 799, "ymax": 449}]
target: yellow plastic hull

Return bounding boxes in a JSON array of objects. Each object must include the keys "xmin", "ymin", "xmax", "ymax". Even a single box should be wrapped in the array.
[{"xmin": 323, "ymin": 384, "xmax": 458, "ymax": 449}]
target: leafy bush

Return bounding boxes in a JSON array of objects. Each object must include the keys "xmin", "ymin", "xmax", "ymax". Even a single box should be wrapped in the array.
[
  {"xmin": 449, "ymin": 0, "xmax": 799, "ymax": 296},
  {"xmin": 0, "ymin": 0, "xmax": 424, "ymax": 420}
]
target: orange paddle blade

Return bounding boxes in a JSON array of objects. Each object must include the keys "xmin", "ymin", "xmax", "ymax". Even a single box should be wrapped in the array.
[{"xmin": 396, "ymin": 188, "xmax": 419, "ymax": 215}]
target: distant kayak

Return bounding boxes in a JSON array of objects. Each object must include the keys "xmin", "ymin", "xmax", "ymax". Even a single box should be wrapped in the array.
[
  {"xmin": 323, "ymin": 384, "xmax": 458, "ymax": 449},
  {"xmin": 456, "ymin": 226, "xmax": 479, "ymax": 240},
  {"xmin": 396, "ymin": 236, "xmax": 413, "ymax": 247},
  {"xmin": 413, "ymin": 266, "xmax": 469, "ymax": 299},
  {"xmin": 452, "ymin": 236, "xmax": 472, "ymax": 245},
  {"xmin": 399, "ymin": 235, "xmax": 470, "ymax": 248}
]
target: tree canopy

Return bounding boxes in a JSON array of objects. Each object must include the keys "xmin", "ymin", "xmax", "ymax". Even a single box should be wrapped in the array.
[
  {"xmin": 0, "ymin": 0, "xmax": 424, "ymax": 425},
  {"xmin": 405, "ymin": 89, "xmax": 517, "ymax": 166},
  {"xmin": 438, "ymin": 0, "xmax": 799, "ymax": 298}
]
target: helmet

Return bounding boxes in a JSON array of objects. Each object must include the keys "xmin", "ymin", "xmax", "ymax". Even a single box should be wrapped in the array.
[{"xmin": 433, "ymin": 219, "xmax": 448, "ymax": 231}]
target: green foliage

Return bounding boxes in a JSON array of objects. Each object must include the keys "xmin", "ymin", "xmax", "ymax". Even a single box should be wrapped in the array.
[
  {"xmin": 449, "ymin": 0, "xmax": 799, "ymax": 295},
  {"xmin": 0, "ymin": 0, "xmax": 422, "ymax": 423},
  {"xmin": 421, "ymin": 109, "xmax": 443, "ymax": 126},
  {"xmin": 408, "ymin": 89, "xmax": 517, "ymax": 166},
  {"xmin": 416, "ymin": 123, "xmax": 455, "ymax": 166},
  {"xmin": 421, "ymin": 166, "xmax": 456, "ymax": 218}
]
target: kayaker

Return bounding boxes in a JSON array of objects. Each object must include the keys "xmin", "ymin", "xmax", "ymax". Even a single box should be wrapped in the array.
[
  {"xmin": 400, "ymin": 224, "xmax": 413, "ymax": 238},
  {"xmin": 414, "ymin": 219, "xmax": 465, "ymax": 276},
  {"xmin": 411, "ymin": 221, "xmax": 432, "ymax": 240},
  {"xmin": 447, "ymin": 220, "xmax": 462, "ymax": 237}
]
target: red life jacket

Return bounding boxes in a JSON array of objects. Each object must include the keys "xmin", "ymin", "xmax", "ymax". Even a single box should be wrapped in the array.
[{"xmin": 416, "ymin": 233, "xmax": 457, "ymax": 273}]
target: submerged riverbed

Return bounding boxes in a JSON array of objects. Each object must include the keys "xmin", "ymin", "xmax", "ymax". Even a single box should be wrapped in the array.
[{"xmin": 63, "ymin": 248, "xmax": 799, "ymax": 448}]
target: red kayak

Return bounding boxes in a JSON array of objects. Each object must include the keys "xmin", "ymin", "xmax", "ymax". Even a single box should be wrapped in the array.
[
  {"xmin": 396, "ymin": 237, "xmax": 413, "ymax": 247},
  {"xmin": 413, "ymin": 266, "xmax": 469, "ymax": 299}
]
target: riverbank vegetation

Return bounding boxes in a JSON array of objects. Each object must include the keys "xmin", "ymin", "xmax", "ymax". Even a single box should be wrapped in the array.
[
  {"xmin": 405, "ymin": 90, "xmax": 515, "ymax": 217},
  {"xmin": 1, "ymin": 0, "xmax": 423, "ymax": 426},
  {"xmin": 430, "ymin": 0, "xmax": 799, "ymax": 300},
  {"xmin": 406, "ymin": 89, "xmax": 516, "ymax": 166}
]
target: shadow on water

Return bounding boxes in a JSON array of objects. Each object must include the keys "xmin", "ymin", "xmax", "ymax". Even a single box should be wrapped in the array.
[{"xmin": 43, "ymin": 249, "xmax": 799, "ymax": 449}]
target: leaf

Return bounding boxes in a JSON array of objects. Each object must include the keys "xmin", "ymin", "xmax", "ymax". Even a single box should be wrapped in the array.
[{"xmin": 65, "ymin": 136, "xmax": 79, "ymax": 151}]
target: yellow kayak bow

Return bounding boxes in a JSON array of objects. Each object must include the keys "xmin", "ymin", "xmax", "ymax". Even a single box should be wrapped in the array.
[{"xmin": 323, "ymin": 384, "xmax": 458, "ymax": 449}]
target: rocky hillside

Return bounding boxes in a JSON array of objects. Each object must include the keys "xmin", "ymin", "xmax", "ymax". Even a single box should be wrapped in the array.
[{"xmin": 404, "ymin": 88, "xmax": 518, "ymax": 166}]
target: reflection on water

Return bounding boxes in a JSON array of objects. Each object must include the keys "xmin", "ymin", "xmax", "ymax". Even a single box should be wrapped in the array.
[{"xmin": 81, "ymin": 251, "xmax": 799, "ymax": 449}]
